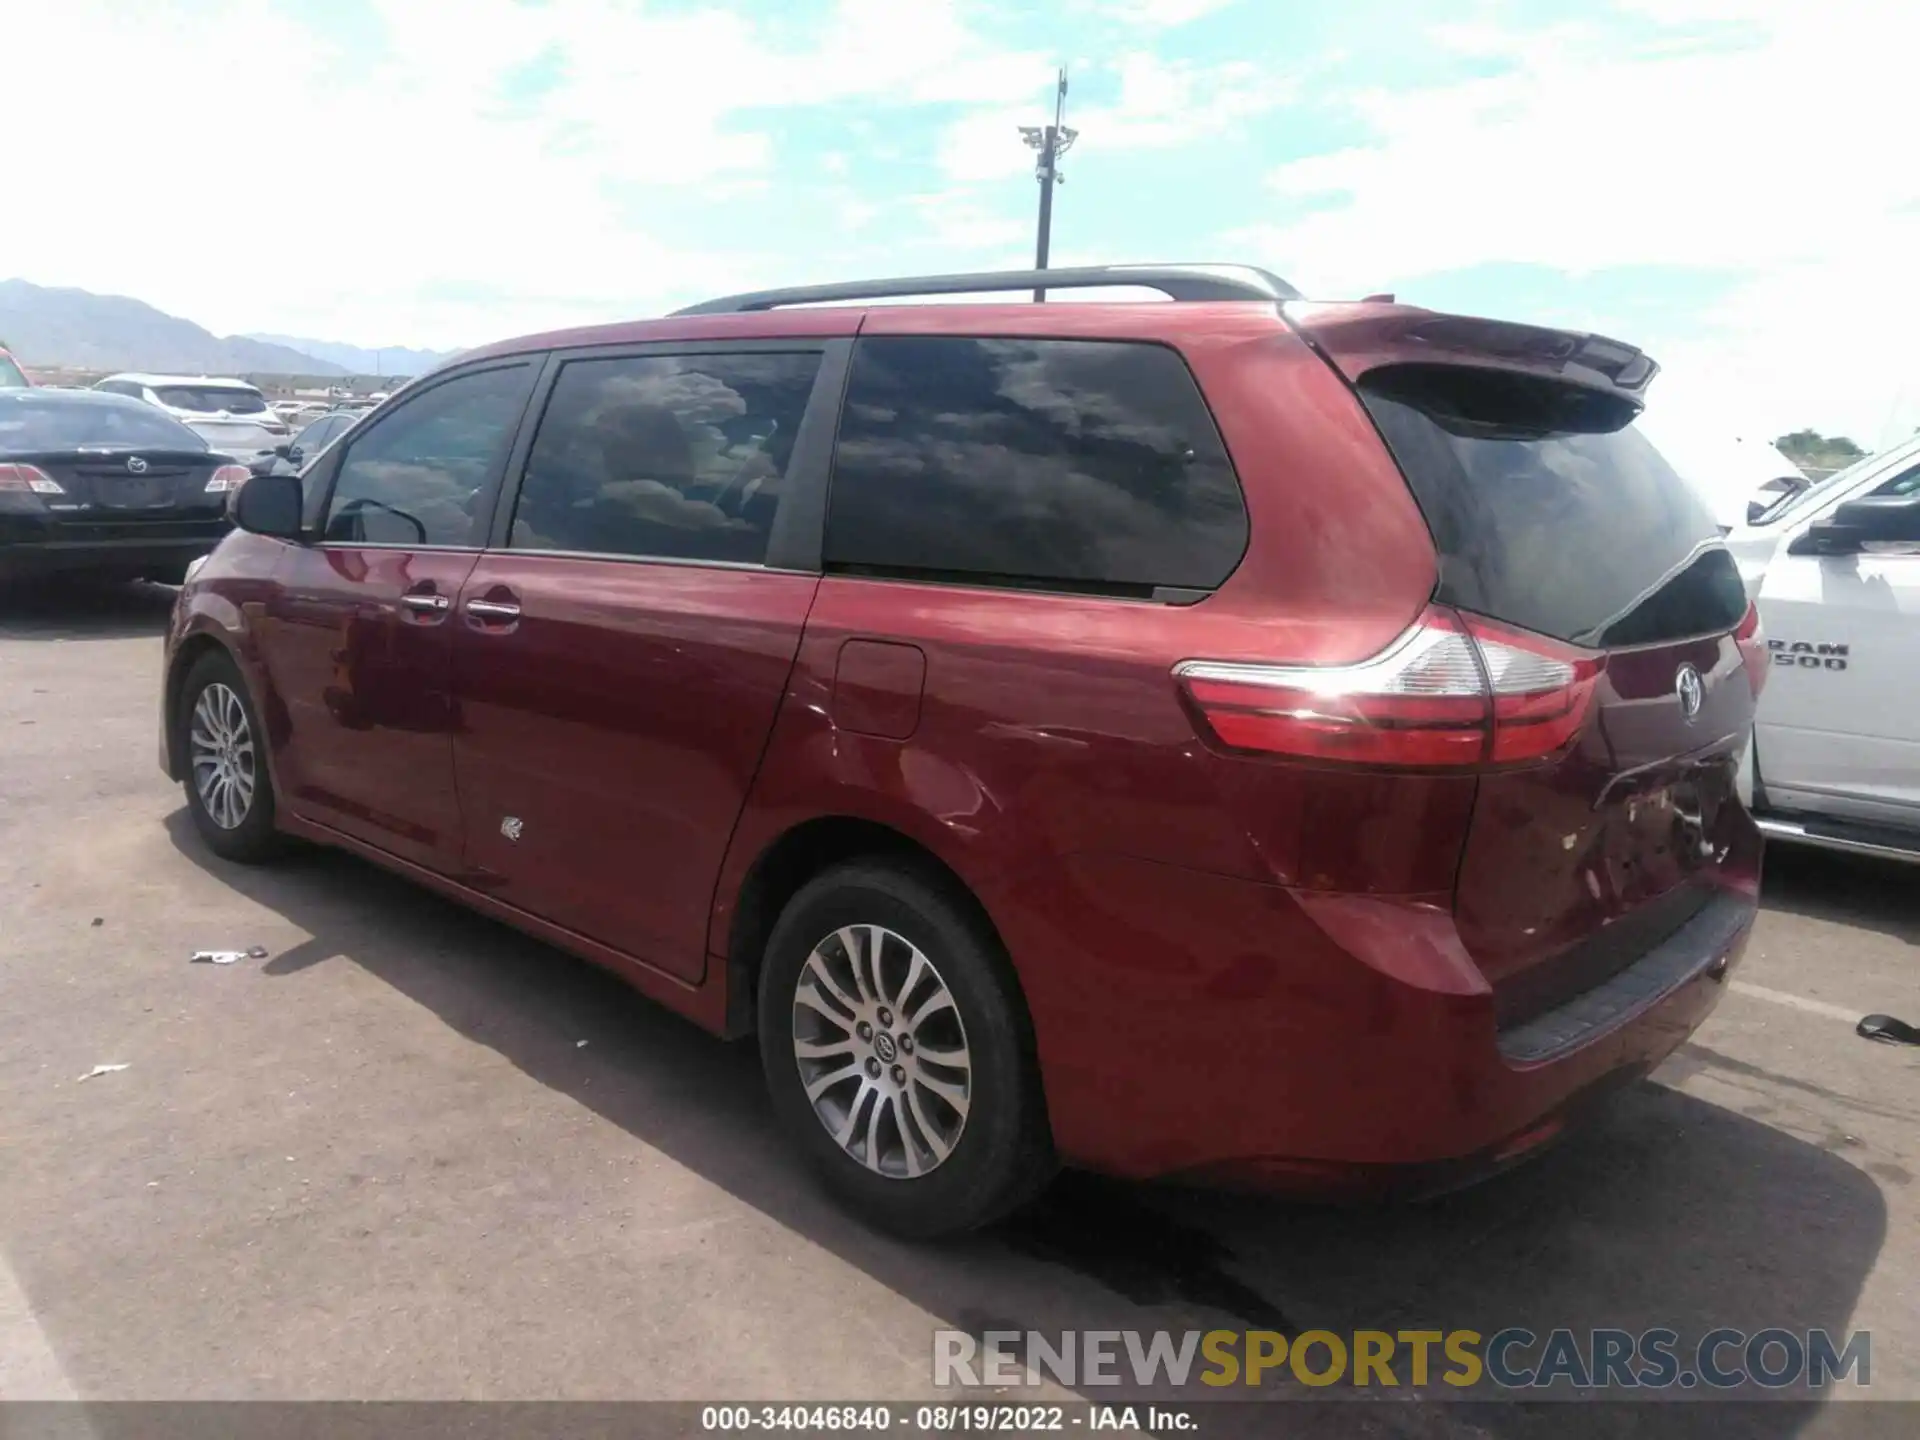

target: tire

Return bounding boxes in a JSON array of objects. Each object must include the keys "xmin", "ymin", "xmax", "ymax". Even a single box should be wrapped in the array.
[
  {"xmin": 176, "ymin": 649, "xmax": 284, "ymax": 863},
  {"xmin": 758, "ymin": 861, "xmax": 1055, "ymax": 1238}
]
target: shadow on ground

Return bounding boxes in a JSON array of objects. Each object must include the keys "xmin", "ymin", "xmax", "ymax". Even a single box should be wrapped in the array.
[
  {"xmin": 166, "ymin": 812, "xmax": 1887, "ymax": 1439},
  {"xmin": 1761, "ymin": 844, "xmax": 1920, "ymax": 949},
  {"xmin": 0, "ymin": 578, "xmax": 176, "ymax": 641}
]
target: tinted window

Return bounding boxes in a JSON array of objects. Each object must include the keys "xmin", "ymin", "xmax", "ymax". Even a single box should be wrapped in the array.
[
  {"xmin": 1871, "ymin": 461, "xmax": 1920, "ymax": 499},
  {"xmin": 825, "ymin": 337, "xmax": 1247, "ymax": 595},
  {"xmin": 1361, "ymin": 366, "xmax": 1747, "ymax": 647},
  {"xmin": 153, "ymin": 385, "xmax": 268, "ymax": 414},
  {"xmin": 0, "ymin": 395, "xmax": 208, "ymax": 451},
  {"xmin": 324, "ymin": 365, "xmax": 531, "ymax": 546},
  {"xmin": 0, "ymin": 355, "xmax": 27, "ymax": 388},
  {"xmin": 511, "ymin": 352, "xmax": 820, "ymax": 565}
]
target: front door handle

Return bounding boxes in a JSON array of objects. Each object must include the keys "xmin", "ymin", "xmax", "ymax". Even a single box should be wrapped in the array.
[
  {"xmin": 465, "ymin": 599, "xmax": 521, "ymax": 620},
  {"xmin": 399, "ymin": 593, "xmax": 451, "ymax": 613}
]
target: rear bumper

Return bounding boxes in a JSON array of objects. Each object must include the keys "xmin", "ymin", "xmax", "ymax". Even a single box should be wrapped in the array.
[
  {"xmin": 1189, "ymin": 902, "xmax": 1752, "ymax": 1196},
  {"xmin": 1495, "ymin": 889, "xmax": 1751, "ymax": 1064},
  {"xmin": 1011, "ymin": 855, "xmax": 1756, "ymax": 1190},
  {"xmin": 0, "ymin": 532, "xmax": 229, "ymax": 580}
]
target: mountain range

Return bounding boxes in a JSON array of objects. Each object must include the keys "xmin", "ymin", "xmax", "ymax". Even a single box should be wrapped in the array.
[
  {"xmin": 0, "ymin": 279, "xmax": 455, "ymax": 378},
  {"xmin": 241, "ymin": 334, "xmax": 458, "ymax": 377}
]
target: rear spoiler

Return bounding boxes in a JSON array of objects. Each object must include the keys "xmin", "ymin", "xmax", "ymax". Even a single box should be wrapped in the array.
[{"xmin": 1283, "ymin": 301, "xmax": 1659, "ymax": 409}]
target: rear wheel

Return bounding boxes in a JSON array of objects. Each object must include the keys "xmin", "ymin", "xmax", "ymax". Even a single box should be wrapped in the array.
[
  {"xmin": 757, "ymin": 862, "xmax": 1055, "ymax": 1238},
  {"xmin": 177, "ymin": 650, "xmax": 283, "ymax": 863}
]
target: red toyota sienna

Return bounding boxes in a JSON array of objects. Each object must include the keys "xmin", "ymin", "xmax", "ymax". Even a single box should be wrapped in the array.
[{"xmin": 160, "ymin": 266, "xmax": 1766, "ymax": 1236}]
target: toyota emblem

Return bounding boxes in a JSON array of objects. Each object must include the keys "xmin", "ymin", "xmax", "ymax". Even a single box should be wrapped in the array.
[
  {"xmin": 125, "ymin": 456, "xmax": 149, "ymax": 474},
  {"xmin": 1675, "ymin": 664, "xmax": 1704, "ymax": 721}
]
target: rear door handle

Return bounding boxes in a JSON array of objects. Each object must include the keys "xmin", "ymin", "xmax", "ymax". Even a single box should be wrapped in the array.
[{"xmin": 465, "ymin": 599, "xmax": 521, "ymax": 620}]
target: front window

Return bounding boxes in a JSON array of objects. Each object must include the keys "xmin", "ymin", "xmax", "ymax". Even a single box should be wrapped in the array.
[
  {"xmin": 152, "ymin": 385, "xmax": 269, "ymax": 415},
  {"xmin": 1747, "ymin": 447, "xmax": 1909, "ymax": 527},
  {"xmin": 323, "ymin": 365, "xmax": 533, "ymax": 546}
]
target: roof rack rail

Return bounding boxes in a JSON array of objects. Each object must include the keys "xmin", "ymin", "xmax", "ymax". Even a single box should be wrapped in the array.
[{"xmin": 671, "ymin": 264, "xmax": 1301, "ymax": 316}]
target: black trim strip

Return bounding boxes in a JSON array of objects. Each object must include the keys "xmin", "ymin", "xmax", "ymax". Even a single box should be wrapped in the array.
[
  {"xmin": 1497, "ymin": 889, "xmax": 1753, "ymax": 1065},
  {"xmin": 764, "ymin": 339, "xmax": 850, "ymax": 574}
]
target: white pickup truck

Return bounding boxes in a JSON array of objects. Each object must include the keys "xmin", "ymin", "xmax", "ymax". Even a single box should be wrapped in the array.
[{"xmin": 1724, "ymin": 433, "xmax": 1920, "ymax": 863}]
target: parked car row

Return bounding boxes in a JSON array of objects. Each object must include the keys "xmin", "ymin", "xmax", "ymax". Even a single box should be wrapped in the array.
[
  {"xmin": 91, "ymin": 372, "xmax": 290, "ymax": 466},
  {"xmin": 162, "ymin": 264, "xmax": 1769, "ymax": 1238}
]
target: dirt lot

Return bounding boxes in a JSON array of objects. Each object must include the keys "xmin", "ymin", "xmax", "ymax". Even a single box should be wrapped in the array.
[{"xmin": 2, "ymin": 582, "xmax": 1916, "ymax": 1436}]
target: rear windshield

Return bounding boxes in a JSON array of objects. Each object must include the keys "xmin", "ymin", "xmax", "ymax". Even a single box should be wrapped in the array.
[
  {"xmin": 0, "ymin": 396, "xmax": 208, "ymax": 451},
  {"xmin": 154, "ymin": 385, "xmax": 268, "ymax": 415},
  {"xmin": 1361, "ymin": 366, "xmax": 1747, "ymax": 648},
  {"xmin": 0, "ymin": 354, "xmax": 27, "ymax": 388}
]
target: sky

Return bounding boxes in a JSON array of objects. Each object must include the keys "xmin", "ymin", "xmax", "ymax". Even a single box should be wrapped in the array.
[{"xmin": 5, "ymin": 0, "xmax": 1917, "ymax": 447}]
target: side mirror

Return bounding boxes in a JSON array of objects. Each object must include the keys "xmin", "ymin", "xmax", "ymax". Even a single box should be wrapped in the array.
[
  {"xmin": 272, "ymin": 442, "xmax": 292, "ymax": 459},
  {"xmin": 1788, "ymin": 493, "xmax": 1920, "ymax": 556},
  {"xmin": 231, "ymin": 471, "xmax": 304, "ymax": 540}
]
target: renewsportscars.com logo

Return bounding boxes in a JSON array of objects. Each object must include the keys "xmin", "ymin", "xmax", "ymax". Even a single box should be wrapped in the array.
[{"xmin": 933, "ymin": 1327, "xmax": 1872, "ymax": 1391}]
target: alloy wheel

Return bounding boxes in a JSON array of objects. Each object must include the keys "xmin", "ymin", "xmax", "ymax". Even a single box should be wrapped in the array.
[
  {"xmin": 189, "ymin": 682, "xmax": 256, "ymax": 830},
  {"xmin": 791, "ymin": 924, "xmax": 972, "ymax": 1180}
]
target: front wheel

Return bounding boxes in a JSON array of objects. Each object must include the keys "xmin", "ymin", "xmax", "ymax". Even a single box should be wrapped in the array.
[
  {"xmin": 757, "ymin": 862, "xmax": 1055, "ymax": 1238},
  {"xmin": 176, "ymin": 649, "xmax": 284, "ymax": 863}
]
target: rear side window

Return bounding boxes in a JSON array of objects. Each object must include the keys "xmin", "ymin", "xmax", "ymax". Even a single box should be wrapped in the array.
[
  {"xmin": 825, "ymin": 336, "xmax": 1247, "ymax": 596},
  {"xmin": 1361, "ymin": 367, "xmax": 1747, "ymax": 647},
  {"xmin": 511, "ymin": 351, "xmax": 821, "ymax": 566}
]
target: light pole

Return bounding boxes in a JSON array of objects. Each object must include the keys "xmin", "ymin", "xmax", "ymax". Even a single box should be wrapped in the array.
[{"xmin": 1018, "ymin": 69, "xmax": 1077, "ymax": 302}]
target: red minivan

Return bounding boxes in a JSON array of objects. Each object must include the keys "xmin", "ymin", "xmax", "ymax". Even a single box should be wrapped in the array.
[{"xmin": 160, "ymin": 266, "xmax": 1766, "ymax": 1236}]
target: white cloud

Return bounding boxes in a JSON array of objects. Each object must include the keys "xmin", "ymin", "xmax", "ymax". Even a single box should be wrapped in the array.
[
  {"xmin": 0, "ymin": 0, "xmax": 1049, "ymax": 349},
  {"xmin": 1229, "ymin": 0, "xmax": 1919, "ymax": 441},
  {"xmin": 1080, "ymin": 0, "xmax": 1244, "ymax": 27},
  {"xmin": 1651, "ymin": 214, "xmax": 1920, "ymax": 450}
]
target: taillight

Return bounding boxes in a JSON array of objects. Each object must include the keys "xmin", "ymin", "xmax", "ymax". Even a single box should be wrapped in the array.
[
  {"xmin": 205, "ymin": 464, "xmax": 251, "ymax": 493},
  {"xmin": 1175, "ymin": 606, "xmax": 1604, "ymax": 769},
  {"xmin": 0, "ymin": 461, "xmax": 65, "ymax": 495},
  {"xmin": 1469, "ymin": 614, "xmax": 1607, "ymax": 763},
  {"xmin": 1733, "ymin": 600, "xmax": 1768, "ymax": 698}
]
